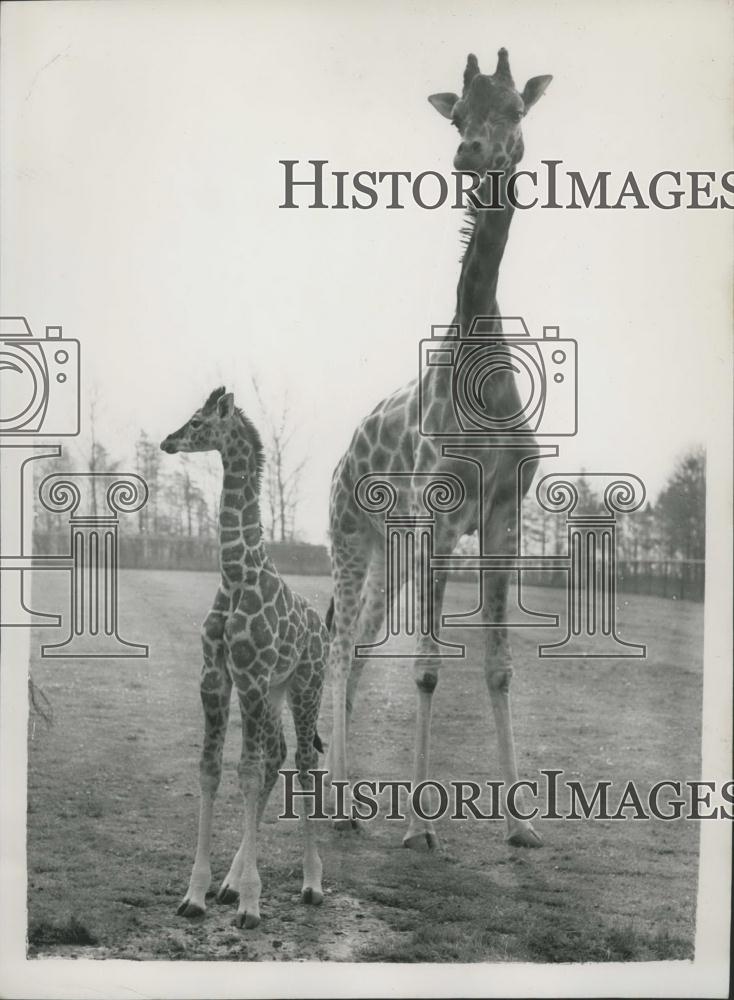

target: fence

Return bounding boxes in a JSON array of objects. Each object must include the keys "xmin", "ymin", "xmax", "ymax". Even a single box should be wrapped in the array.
[
  {"xmin": 32, "ymin": 532, "xmax": 704, "ymax": 601},
  {"xmin": 617, "ymin": 558, "xmax": 705, "ymax": 602},
  {"xmin": 521, "ymin": 558, "xmax": 705, "ymax": 603},
  {"xmin": 33, "ymin": 531, "xmax": 331, "ymax": 576}
]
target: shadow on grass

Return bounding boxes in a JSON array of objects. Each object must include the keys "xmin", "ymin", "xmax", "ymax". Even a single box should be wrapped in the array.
[
  {"xmin": 344, "ymin": 846, "xmax": 693, "ymax": 964},
  {"xmin": 521, "ymin": 921, "xmax": 693, "ymax": 964}
]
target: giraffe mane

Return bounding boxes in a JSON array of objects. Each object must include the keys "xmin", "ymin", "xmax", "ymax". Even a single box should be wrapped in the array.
[
  {"xmin": 202, "ymin": 386, "xmax": 265, "ymax": 489},
  {"xmin": 459, "ymin": 204, "xmax": 478, "ymax": 262},
  {"xmin": 203, "ymin": 385, "xmax": 226, "ymax": 412},
  {"xmin": 234, "ymin": 407, "xmax": 265, "ymax": 491}
]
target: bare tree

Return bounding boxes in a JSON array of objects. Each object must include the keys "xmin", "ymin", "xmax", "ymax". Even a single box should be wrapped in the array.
[
  {"xmin": 172, "ymin": 456, "xmax": 206, "ymax": 537},
  {"xmin": 135, "ymin": 430, "xmax": 163, "ymax": 534},
  {"xmin": 195, "ymin": 494, "xmax": 212, "ymax": 538},
  {"xmin": 32, "ymin": 454, "xmax": 73, "ymax": 539},
  {"xmin": 88, "ymin": 393, "xmax": 100, "ymax": 517},
  {"xmin": 251, "ymin": 376, "xmax": 308, "ymax": 542},
  {"xmin": 86, "ymin": 393, "xmax": 120, "ymax": 516},
  {"xmin": 655, "ymin": 446, "xmax": 706, "ymax": 560},
  {"xmin": 522, "ymin": 499, "xmax": 551, "ymax": 557}
]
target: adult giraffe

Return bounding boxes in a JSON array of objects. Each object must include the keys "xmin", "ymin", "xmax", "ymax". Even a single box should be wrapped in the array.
[{"xmin": 327, "ymin": 49, "xmax": 552, "ymax": 850}]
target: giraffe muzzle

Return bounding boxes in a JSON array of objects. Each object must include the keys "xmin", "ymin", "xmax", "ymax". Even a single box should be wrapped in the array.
[
  {"xmin": 160, "ymin": 435, "xmax": 180, "ymax": 454},
  {"xmin": 458, "ymin": 139, "xmax": 484, "ymax": 157},
  {"xmin": 454, "ymin": 139, "xmax": 490, "ymax": 172}
]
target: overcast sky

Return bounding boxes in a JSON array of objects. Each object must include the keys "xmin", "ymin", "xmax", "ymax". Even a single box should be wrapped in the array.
[{"xmin": 2, "ymin": 0, "xmax": 732, "ymax": 543}]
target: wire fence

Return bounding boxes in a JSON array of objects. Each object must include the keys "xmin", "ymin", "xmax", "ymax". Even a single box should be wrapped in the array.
[
  {"xmin": 618, "ymin": 559, "xmax": 705, "ymax": 602},
  {"xmin": 32, "ymin": 533, "xmax": 704, "ymax": 601},
  {"xmin": 521, "ymin": 559, "xmax": 705, "ymax": 602},
  {"xmin": 33, "ymin": 531, "xmax": 331, "ymax": 576}
]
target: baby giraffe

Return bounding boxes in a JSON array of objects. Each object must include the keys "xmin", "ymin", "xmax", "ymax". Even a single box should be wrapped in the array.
[{"xmin": 161, "ymin": 386, "xmax": 329, "ymax": 929}]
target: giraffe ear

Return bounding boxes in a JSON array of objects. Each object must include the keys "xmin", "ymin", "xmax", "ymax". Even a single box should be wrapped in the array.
[
  {"xmin": 218, "ymin": 392, "xmax": 235, "ymax": 418},
  {"xmin": 428, "ymin": 92, "xmax": 459, "ymax": 119},
  {"xmin": 521, "ymin": 75, "xmax": 552, "ymax": 112}
]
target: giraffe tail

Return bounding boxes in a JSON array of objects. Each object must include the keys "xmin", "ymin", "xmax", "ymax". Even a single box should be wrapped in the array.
[{"xmin": 315, "ymin": 597, "xmax": 333, "ymax": 756}]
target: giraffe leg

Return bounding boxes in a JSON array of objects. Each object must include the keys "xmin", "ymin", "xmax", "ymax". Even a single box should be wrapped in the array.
[
  {"xmin": 217, "ymin": 846, "xmax": 243, "ymax": 905},
  {"xmin": 231, "ymin": 777, "xmax": 263, "ymax": 929},
  {"xmin": 288, "ymin": 623, "xmax": 327, "ymax": 903},
  {"xmin": 224, "ymin": 666, "xmax": 273, "ymax": 930},
  {"xmin": 293, "ymin": 748, "xmax": 323, "ymax": 904},
  {"xmin": 347, "ymin": 553, "xmax": 387, "ymax": 724},
  {"xmin": 403, "ymin": 568, "xmax": 451, "ymax": 852},
  {"xmin": 217, "ymin": 683, "xmax": 287, "ymax": 906},
  {"xmin": 326, "ymin": 532, "xmax": 370, "ymax": 827},
  {"xmin": 178, "ymin": 626, "xmax": 231, "ymax": 918},
  {"xmin": 332, "ymin": 557, "xmax": 387, "ymax": 832},
  {"xmin": 482, "ymin": 501, "xmax": 542, "ymax": 848},
  {"xmin": 324, "ymin": 553, "xmax": 385, "ymax": 779}
]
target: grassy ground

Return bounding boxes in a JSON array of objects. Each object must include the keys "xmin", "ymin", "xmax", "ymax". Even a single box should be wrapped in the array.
[{"xmin": 26, "ymin": 570, "xmax": 702, "ymax": 962}]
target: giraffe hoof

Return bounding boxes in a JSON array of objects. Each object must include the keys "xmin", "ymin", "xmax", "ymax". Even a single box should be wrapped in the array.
[
  {"xmin": 402, "ymin": 831, "xmax": 440, "ymax": 852},
  {"xmin": 233, "ymin": 911, "xmax": 260, "ymax": 930},
  {"xmin": 301, "ymin": 887, "xmax": 323, "ymax": 906},
  {"xmin": 332, "ymin": 817, "xmax": 359, "ymax": 832},
  {"xmin": 332, "ymin": 819, "xmax": 359, "ymax": 831},
  {"xmin": 176, "ymin": 899, "xmax": 206, "ymax": 918},
  {"xmin": 506, "ymin": 825, "xmax": 543, "ymax": 848},
  {"xmin": 216, "ymin": 886, "xmax": 239, "ymax": 905}
]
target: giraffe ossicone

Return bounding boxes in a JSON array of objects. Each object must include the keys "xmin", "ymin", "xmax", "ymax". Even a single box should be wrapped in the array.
[
  {"xmin": 327, "ymin": 49, "xmax": 552, "ymax": 851},
  {"xmin": 161, "ymin": 386, "xmax": 330, "ymax": 928}
]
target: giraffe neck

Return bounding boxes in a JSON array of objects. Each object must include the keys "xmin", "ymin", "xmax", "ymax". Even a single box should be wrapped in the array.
[
  {"xmin": 454, "ymin": 173, "xmax": 514, "ymax": 333},
  {"xmin": 422, "ymin": 172, "xmax": 525, "ymax": 427},
  {"xmin": 218, "ymin": 435, "xmax": 264, "ymax": 587}
]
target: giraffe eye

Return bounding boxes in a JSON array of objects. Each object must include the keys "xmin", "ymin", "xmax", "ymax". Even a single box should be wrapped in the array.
[
  {"xmin": 451, "ymin": 117, "xmax": 463, "ymax": 131},
  {"xmin": 190, "ymin": 418, "xmax": 203, "ymax": 429}
]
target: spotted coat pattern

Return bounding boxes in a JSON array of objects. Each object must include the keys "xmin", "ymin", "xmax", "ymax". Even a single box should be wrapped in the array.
[
  {"xmin": 326, "ymin": 50, "xmax": 552, "ymax": 852},
  {"xmin": 161, "ymin": 387, "xmax": 329, "ymax": 928}
]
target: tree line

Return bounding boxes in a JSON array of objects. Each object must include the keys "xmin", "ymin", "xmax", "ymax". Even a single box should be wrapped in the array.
[
  {"xmin": 33, "ymin": 399, "xmax": 706, "ymax": 566},
  {"xmin": 33, "ymin": 386, "xmax": 308, "ymax": 545},
  {"xmin": 521, "ymin": 447, "xmax": 706, "ymax": 563}
]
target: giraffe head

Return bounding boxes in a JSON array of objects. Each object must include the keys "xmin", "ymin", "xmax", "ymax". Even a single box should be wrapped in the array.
[
  {"xmin": 428, "ymin": 49, "xmax": 552, "ymax": 173},
  {"xmin": 160, "ymin": 386, "xmax": 264, "ymax": 479}
]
